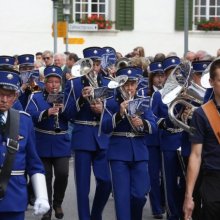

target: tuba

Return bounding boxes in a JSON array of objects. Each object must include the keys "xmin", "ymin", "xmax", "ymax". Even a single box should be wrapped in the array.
[
  {"xmin": 161, "ymin": 60, "xmax": 206, "ymax": 133},
  {"xmin": 115, "ymin": 57, "xmax": 132, "ymax": 70}
]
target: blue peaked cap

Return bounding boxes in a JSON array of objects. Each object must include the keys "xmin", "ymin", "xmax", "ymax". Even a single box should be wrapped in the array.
[
  {"xmin": 192, "ymin": 60, "xmax": 211, "ymax": 73},
  {"xmin": 0, "ymin": 56, "xmax": 15, "ymax": 68},
  {"xmin": 149, "ymin": 62, "xmax": 164, "ymax": 74},
  {"xmin": 18, "ymin": 54, "xmax": 34, "ymax": 66},
  {"xmin": 29, "ymin": 69, "xmax": 40, "ymax": 79},
  {"xmin": 0, "ymin": 68, "xmax": 21, "ymax": 90},
  {"xmin": 116, "ymin": 66, "xmax": 142, "ymax": 80},
  {"xmin": 83, "ymin": 47, "xmax": 104, "ymax": 60},
  {"xmin": 162, "ymin": 56, "xmax": 180, "ymax": 71},
  {"xmin": 102, "ymin": 46, "xmax": 117, "ymax": 68},
  {"xmin": 44, "ymin": 65, "xmax": 62, "ymax": 79}
]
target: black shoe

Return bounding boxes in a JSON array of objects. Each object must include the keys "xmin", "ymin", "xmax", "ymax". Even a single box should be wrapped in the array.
[
  {"xmin": 41, "ymin": 210, "xmax": 52, "ymax": 220},
  {"xmin": 53, "ymin": 205, "xmax": 64, "ymax": 219},
  {"xmin": 153, "ymin": 214, "xmax": 163, "ymax": 219}
]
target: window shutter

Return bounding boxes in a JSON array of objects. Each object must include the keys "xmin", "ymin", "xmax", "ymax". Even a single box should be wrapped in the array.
[
  {"xmin": 116, "ymin": 0, "xmax": 134, "ymax": 30},
  {"xmin": 175, "ymin": 0, "xmax": 193, "ymax": 31},
  {"xmin": 57, "ymin": 0, "xmax": 73, "ymax": 23}
]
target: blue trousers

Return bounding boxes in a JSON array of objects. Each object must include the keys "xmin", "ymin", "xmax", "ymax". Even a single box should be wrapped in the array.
[
  {"xmin": 162, "ymin": 151, "xmax": 184, "ymax": 220},
  {"xmin": 74, "ymin": 150, "xmax": 111, "ymax": 220},
  {"xmin": 148, "ymin": 145, "xmax": 164, "ymax": 215},
  {"xmin": 110, "ymin": 160, "xmax": 150, "ymax": 220},
  {"xmin": 0, "ymin": 212, "xmax": 24, "ymax": 220}
]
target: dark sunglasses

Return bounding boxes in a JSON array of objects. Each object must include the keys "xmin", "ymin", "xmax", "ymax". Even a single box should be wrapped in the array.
[{"xmin": 43, "ymin": 57, "xmax": 50, "ymax": 60}]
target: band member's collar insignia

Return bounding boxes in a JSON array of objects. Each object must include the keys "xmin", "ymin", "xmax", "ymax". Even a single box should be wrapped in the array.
[
  {"xmin": 17, "ymin": 135, "xmax": 24, "ymax": 140},
  {"xmin": 7, "ymin": 73, "xmax": 13, "ymax": 80}
]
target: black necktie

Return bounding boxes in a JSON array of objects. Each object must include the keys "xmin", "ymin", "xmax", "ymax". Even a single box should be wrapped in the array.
[{"xmin": 0, "ymin": 112, "xmax": 4, "ymax": 126}]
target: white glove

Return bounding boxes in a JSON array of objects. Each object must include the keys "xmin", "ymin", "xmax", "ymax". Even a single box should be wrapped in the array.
[
  {"xmin": 31, "ymin": 173, "xmax": 50, "ymax": 215},
  {"xmin": 34, "ymin": 198, "xmax": 50, "ymax": 215}
]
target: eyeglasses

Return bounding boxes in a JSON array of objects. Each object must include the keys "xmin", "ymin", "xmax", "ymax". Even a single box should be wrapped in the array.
[{"xmin": 43, "ymin": 57, "xmax": 50, "ymax": 60}]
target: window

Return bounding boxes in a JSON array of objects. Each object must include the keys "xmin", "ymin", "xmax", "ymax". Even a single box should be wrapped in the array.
[
  {"xmin": 193, "ymin": 0, "xmax": 220, "ymax": 24},
  {"xmin": 73, "ymin": 0, "xmax": 110, "ymax": 22},
  {"xmin": 57, "ymin": 0, "xmax": 134, "ymax": 31}
]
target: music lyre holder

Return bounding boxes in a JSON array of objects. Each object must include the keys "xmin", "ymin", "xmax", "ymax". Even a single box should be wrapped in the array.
[{"xmin": 47, "ymin": 93, "xmax": 64, "ymax": 133}]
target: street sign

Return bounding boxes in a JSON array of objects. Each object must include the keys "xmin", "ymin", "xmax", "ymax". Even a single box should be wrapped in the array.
[
  {"xmin": 68, "ymin": 23, "xmax": 98, "ymax": 32},
  {"xmin": 52, "ymin": 21, "xmax": 67, "ymax": 37},
  {"xmin": 63, "ymin": 37, "xmax": 85, "ymax": 44}
]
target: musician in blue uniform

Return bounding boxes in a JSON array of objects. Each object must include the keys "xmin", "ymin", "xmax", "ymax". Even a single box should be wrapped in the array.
[
  {"xmin": 64, "ymin": 47, "xmax": 112, "ymax": 220},
  {"xmin": 152, "ymin": 56, "xmax": 184, "ymax": 220},
  {"xmin": 18, "ymin": 54, "xmax": 35, "ymax": 109},
  {"xmin": 147, "ymin": 61, "xmax": 166, "ymax": 219},
  {"xmin": 101, "ymin": 66, "xmax": 157, "ymax": 220},
  {"xmin": 0, "ymin": 55, "xmax": 23, "ymax": 110},
  {"xmin": 25, "ymin": 65, "xmax": 71, "ymax": 220},
  {"xmin": 0, "ymin": 68, "xmax": 49, "ymax": 220}
]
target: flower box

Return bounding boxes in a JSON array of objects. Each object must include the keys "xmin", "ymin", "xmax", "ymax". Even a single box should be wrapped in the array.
[
  {"xmin": 80, "ymin": 15, "xmax": 114, "ymax": 30},
  {"xmin": 196, "ymin": 18, "xmax": 220, "ymax": 31}
]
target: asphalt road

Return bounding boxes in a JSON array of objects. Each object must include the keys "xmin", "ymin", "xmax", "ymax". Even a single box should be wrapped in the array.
[{"xmin": 25, "ymin": 157, "xmax": 163, "ymax": 220}]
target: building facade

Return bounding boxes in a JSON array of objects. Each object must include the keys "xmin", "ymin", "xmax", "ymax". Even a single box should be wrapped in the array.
[{"xmin": 0, "ymin": 0, "xmax": 219, "ymax": 58}]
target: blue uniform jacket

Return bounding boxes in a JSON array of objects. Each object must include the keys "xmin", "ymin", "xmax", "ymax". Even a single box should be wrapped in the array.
[
  {"xmin": 101, "ymin": 94, "xmax": 157, "ymax": 161},
  {"xmin": 0, "ymin": 111, "xmax": 44, "ymax": 212},
  {"xmin": 151, "ymin": 91, "xmax": 182, "ymax": 151},
  {"xmin": 64, "ymin": 75, "xmax": 110, "ymax": 151},
  {"xmin": 25, "ymin": 91, "xmax": 71, "ymax": 158},
  {"xmin": 12, "ymin": 99, "xmax": 23, "ymax": 110}
]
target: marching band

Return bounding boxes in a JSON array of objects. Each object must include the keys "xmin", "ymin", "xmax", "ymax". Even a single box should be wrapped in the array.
[{"xmin": 0, "ymin": 47, "xmax": 219, "ymax": 220}]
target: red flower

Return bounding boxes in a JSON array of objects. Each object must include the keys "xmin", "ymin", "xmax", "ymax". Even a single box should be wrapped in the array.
[
  {"xmin": 197, "ymin": 18, "xmax": 220, "ymax": 31},
  {"xmin": 80, "ymin": 15, "xmax": 114, "ymax": 30}
]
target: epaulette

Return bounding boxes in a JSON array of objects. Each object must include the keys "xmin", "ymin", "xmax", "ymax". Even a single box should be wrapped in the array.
[
  {"xmin": 103, "ymin": 76, "xmax": 113, "ymax": 81},
  {"xmin": 68, "ymin": 76, "xmax": 78, "ymax": 81},
  {"xmin": 103, "ymin": 76, "xmax": 112, "ymax": 81},
  {"xmin": 19, "ymin": 111, "xmax": 31, "ymax": 117},
  {"xmin": 31, "ymin": 90, "xmax": 42, "ymax": 94}
]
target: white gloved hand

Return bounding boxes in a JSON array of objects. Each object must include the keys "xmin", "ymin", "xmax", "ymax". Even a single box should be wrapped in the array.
[
  {"xmin": 31, "ymin": 173, "xmax": 50, "ymax": 216},
  {"xmin": 33, "ymin": 198, "xmax": 50, "ymax": 215}
]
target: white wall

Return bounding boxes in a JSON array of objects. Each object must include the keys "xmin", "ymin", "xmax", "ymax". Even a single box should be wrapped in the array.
[
  {"xmin": 0, "ymin": 0, "xmax": 53, "ymax": 55},
  {"xmin": 0, "ymin": 0, "xmax": 219, "ymax": 58}
]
